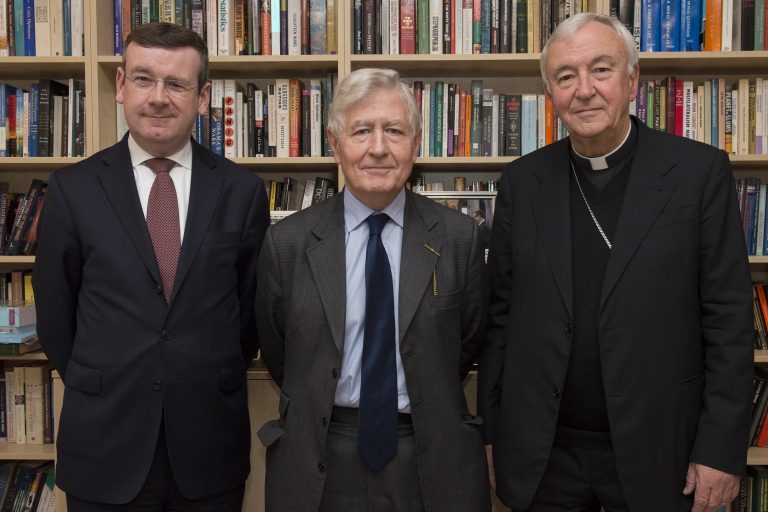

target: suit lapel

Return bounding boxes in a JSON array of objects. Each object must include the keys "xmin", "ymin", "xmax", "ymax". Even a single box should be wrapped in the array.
[
  {"xmin": 398, "ymin": 191, "xmax": 441, "ymax": 343},
  {"xmin": 531, "ymin": 140, "xmax": 574, "ymax": 318},
  {"xmin": 599, "ymin": 123, "xmax": 677, "ymax": 309},
  {"xmin": 170, "ymin": 143, "xmax": 224, "ymax": 303},
  {"xmin": 306, "ymin": 194, "xmax": 347, "ymax": 353},
  {"xmin": 97, "ymin": 136, "xmax": 161, "ymax": 284}
]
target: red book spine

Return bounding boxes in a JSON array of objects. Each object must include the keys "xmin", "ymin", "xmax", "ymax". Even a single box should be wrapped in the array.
[
  {"xmin": 400, "ymin": 0, "xmax": 416, "ymax": 53},
  {"xmin": 675, "ymin": 79, "xmax": 684, "ymax": 137}
]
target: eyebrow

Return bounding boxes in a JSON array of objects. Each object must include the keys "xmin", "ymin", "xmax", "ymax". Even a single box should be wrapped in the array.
[
  {"xmin": 552, "ymin": 54, "xmax": 617, "ymax": 76},
  {"xmin": 128, "ymin": 66, "xmax": 191, "ymax": 82}
]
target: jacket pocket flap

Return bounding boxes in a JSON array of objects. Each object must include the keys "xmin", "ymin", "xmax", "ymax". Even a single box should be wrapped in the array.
[
  {"xmin": 462, "ymin": 414, "xmax": 484, "ymax": 426},
  {"xmin": 65, "ymin": 359, "xmax": 102, "ymax": 395},
  {"xmin": 202, "ymin": 231, "xmax": 241, "ymax": 245},
  {"xmin": 257, "ymin": 420, "xmax": 285, "ymax": 447},
  {"xmin": 219, "ymin": 359, "xmax": 247, "ymax": 392}
]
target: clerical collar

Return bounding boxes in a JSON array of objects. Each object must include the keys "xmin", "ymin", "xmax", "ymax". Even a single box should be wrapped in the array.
[{"xmin": 570, "ymin": 120, "xmax": 636, "ymax": 171}]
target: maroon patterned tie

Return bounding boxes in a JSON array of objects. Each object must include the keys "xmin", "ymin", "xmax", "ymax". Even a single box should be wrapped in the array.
[{"xmin": 145, "ymin": 158, "xmax": 180, "ymax": 303}]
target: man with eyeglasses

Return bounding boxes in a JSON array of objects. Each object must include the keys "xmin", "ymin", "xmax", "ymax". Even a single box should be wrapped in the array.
[{"xmin": 33, "ymin": 22, "xmax": 269, "ymax": 512}]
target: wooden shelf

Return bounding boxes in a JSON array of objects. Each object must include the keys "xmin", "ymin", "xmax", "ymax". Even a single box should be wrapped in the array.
[
  {"xmin": 0, "ymin": 352, "xmax": 47, "ymax": 361},
  {"xmin": 749, "ymin": 446, "xmax": 768, "ymax": 464},
  {"xmin": 756, "ymin": 350, "xmax": 768, "ymax": 363},
  {"xmin": 0, "ymin": 157, "xmax": 85, "ymax": 172},
  {"xmin": 0, "ymin": 57, "xmax": 87, "ymax": 79},
  {"xmin": 98, "ymin": 55, "xmax": 341, "ymax": 78},
  {"xmin": 350, "ymin": 51, "xmax": 768, "ymax": 77},
  {"xmin": 0, "ymin": 442, "xmax": 55, "ymax": 461},
  {"xmin": 414, "ymin": 156, "xmax": 509, "ymax": 171},
  {"xmin": 231, "ymin": 157, "xmax": 337, "ymax": 172}
]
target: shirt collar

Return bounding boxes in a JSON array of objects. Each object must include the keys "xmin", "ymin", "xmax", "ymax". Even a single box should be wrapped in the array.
[
  {"xmin": 127, "ymin": 134, "xmax": 193, "ymax": 171},
  {"xmin": 570, "ymin": 119, "xmax": 636, "ymax": 171},
  {"xmin": 344, "ymin": 187, "xmax": 406, "ymax": 234}
]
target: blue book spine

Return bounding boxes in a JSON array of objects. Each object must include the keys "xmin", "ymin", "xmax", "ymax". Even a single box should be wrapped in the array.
[
  {"xmin": 642, "ymin": 0, "xmax": 661, "ymax": 51},
  {"xmin": 435, "ymin": 82, "xmax": 443, "ymax": 157},
  {"xmin": 114, "ymin": 0, "xmax": 123, "ymax": 55},
  {"xmin": 682, "ymin": 0, "xmax": 702, "ymax": 50},
  {"xmin": 711, "ymin": 79, "xmax": 718, "ymax": 149},
  {"xmin": 63, "ymin": 0, "xmax": 72, "ymax": 56},
  {"xmin": 661, "ymin": 0, "xmax": 680, "ymax": 50},
  {"xmin": 28, "ymin": 83, "xmax": 38, "ymax": 157},
  {"xmin": 23, "ymin": 0, "xmax": 34, "ymax": 56},
  {"xmin": 195, "ymin": 114, "xmax": 204, "ymax": 143},
  {"xmin": 15, "ymin": 89, "xmax": 23, "ymax": 156},
  {"xmin": 13, "ymin": 0, "xmax": 25, "ymax": 56},
  {"xmin": 481, "ymin": 0, "xmax": 491, "ymax": 53},
  {"xmin": 752, "ymin": 178, "xmax": 762, "ymax": 255},
  {"xmin": 747, "ymin": 177, "xmax": 758, "ymax": 254},
  {"xmin": 0, "ymin": 85, "xmax": 7, "ymax": 158}
]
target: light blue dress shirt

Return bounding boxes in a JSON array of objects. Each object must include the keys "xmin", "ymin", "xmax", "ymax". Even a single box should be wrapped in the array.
[{"xmin": 334, "ymin": 187, "xmax": 411, "ymax": 413}]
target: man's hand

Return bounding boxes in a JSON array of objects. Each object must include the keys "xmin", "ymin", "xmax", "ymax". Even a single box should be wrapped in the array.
[
  {"xmin": 683, "ymin": 461, "xmax": 740, "ymax": 512},
  {"xmin": 485, "ymin": 444, "xmax": 496, "ymax": 490}
]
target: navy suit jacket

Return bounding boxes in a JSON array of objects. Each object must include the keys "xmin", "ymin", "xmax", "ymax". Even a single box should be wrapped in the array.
[
  {"xmin": 478, "ymin": 120, "xmax": 754, "ymax": 511},
  {"xmin": 33, "ymin": 136, "xmax": 269, "ymax": 503}
]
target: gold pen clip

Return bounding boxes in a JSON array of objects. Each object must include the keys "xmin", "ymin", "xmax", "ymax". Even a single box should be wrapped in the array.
[{"xmin": 423, "ymin": 244, "xmax": 440, "ymax": 295}]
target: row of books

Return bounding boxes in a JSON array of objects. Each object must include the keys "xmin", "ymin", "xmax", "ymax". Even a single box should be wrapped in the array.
[
  {"xmin": 634, "ymin": 78, "xmax": 768, "ymax": 156},
  {"xmin": 0, "ymin": 80, "xmax": 87, "ymax": 158},
  {"xmin": 265, "ymin": 176, "xmax": 336, "ymax": 212},
  {"xmin": 736, "ymin": 178, "xmax": 768, "ymax": 257},
  {"xmin": 414, "ymin": 79, "xmax": 564, "ymax": 158},
  {"xmin": 350, "ymin": 0, "xmax": 764, "ymax": 55},
  {"xmin": 753, "ymin": 284, "xmax": 768, "ymax": 348},
  {"xmin": 0, "ymin": 180, "xmax": 48, "ymax": 257},
  {"xmin": 0, "ymin": 461, "xmax": 55, "ymax": 512},
  {"xmin": 0, "ymin": 0, "xmax": 84, "ymax": 57},
  {"xmin": 113, "ymin": 0, "xmax": 338, "ymax": 56},
  {"xmin": 128, "ymin": 76, "xmax": 335, "ymax": 159},
  {"xmin": 0, "ymin": 363, "xmax": 54, "ymax": 446},
  {"xmin": 738, "ymin": 466, "xmax": 768, "ymax": 511}
]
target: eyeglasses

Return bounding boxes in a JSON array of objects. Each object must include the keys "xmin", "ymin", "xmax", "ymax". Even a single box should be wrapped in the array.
[{"xmin": 125, "ymin": 75, "xmax": 197, "ymax": 97}]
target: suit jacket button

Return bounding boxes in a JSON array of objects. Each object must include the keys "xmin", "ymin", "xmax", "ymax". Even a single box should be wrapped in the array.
[
  {"xmin": 161, "ymin": 330, "xmax": 172, "ymax": 341},
  {"xmin": 317, "ymin": 463, "xmax": 325, "ymax": 473},
  {"xmin": 331, "ymin": 368, "xmax": 338, "ymax": 379},
  {"xmin": 553, "ymin": 387, "xmax": 561, "ymax": 399},
  {"xmin": 152, "ymin": 381, "xmax": 163, "ymax": 392},
  {"xmin": 321, "ymin": 417, "xmax": 328, "ymax": 427},
  {"xmin": 565, "ymin": 323, "xmax": 573, "ymax": 334},
  {"xmin": 154, "ymin": 283, "xmax": 164, "ymax": 295}
]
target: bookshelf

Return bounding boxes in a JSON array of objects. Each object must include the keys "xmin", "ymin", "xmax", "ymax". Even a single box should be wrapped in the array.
[{"xmin": 2, "ymin": 1, "xmax": 768, "ymax": 511}]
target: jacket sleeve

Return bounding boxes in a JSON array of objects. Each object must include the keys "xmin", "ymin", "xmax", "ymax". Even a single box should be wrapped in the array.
[
  {"xmin": 254, "ymin": 227, "xmax": 286, "ymax": 387},
  {"xmin": 237, "ymin": 176, "xmax": 270, "ymax": 365},
  {"xmin": 477, "ymin": 167, "xmax": 515, "ymax": 444},
  {"xmin": 460, "ymin": 221, "xmax": 489, "ymax": 378},
  {"xmin": 690, "ymin": 149, "xmax": 754, "ymax": 475},
  {"xmin": 32, "ymin": 171, "xmax": 83, "ymax": 378}
]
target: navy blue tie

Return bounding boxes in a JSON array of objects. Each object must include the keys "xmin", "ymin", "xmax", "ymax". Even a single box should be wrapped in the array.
[{"xmin": 358, "ymin": 213, "xmax": 398, "ymax": 473}]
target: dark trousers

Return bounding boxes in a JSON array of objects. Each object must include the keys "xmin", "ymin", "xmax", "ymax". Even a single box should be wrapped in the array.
[
  {"xmin": 66, "ymin": 421, "xmax": 245, "ymax": 512},
  {"xmin": 524, "ymin": 443, "xmax": 629, "ymax": 512},
  {"xmin": 319, "ymin": 407, "xmax": 425, "ymax": 512}
]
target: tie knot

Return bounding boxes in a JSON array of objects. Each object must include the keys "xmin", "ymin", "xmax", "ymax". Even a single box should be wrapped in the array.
[
  {"xmin": 366, "ymin": 214, "xmax": 390, "ymax": 237},
  {"xmin": 145, "ymin": 158, "xmax": 176, "ymax": 174}
]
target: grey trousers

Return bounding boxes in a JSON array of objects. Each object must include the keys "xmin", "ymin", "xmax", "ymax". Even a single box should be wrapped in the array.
[{"xmin": 319, "ymin": 407, "xmax": 425, "ymax": 512}]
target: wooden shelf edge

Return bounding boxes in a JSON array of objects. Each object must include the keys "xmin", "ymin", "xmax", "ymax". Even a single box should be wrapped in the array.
[
  {"xmin": 749, "ymin": 446, "xmax": 768, "ymax": 464},
  {"xmin": 0, "ymin": 441, "xmax": 55, "ymax": 461}
]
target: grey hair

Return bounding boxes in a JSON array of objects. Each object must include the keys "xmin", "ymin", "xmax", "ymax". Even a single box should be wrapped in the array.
[
  {"xmin": 327, "ymin": 68, "xmax": 422, "ymax": 137},
  {"xmin": 540, "ymin": 13, "xmax": 638, "ymax": 94}
]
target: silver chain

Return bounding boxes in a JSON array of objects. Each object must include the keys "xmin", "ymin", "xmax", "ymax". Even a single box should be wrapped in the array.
[{"xmin": 570, "ymin": 161, "xmax": 612, "ymax": 250}]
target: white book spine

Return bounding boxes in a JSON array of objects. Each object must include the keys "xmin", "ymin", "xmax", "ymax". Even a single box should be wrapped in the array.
[
  {"xmin": 24, "ymin": 366, "xmax": 43, "ymax": 445},
  {"xmin": 288, "ymin": 0, "xmax": 301, "ymax": 55},
  {"xmin": 310, "ymin": 80, "xmax": 322, "ymax": 157},
  {"xmin": 206, "ymin": 0, "xmax": 218, "ymax": 55},
  {"xmin": 422, "ymin": 83, "xmax": 431, "ymax": 156},
  {"xmin": 389, "ymin": 0, "xmax": 399, "ymax": 54},
  {"xmin": 537, "ymin": 94, "xmax": 545, "ymax": 149},
  {"xmin": 34, "ymin": 0, "xmax": 52, "ymax": 56},
  {"xmin": 721, "ymin": 0, "xmax": 733, "ymax": 51},
  {"xmin": 142, "ymin": 0, "xmax": 151, "ymax": 24},
  {"xmin": 276, "ymin": 79, "xmax": 290, "ymax": 157},
  {"xmin": 698, "ymin": 85, "xmax": 707, "ymax": 144},
  {"xmin": 757, "ymin": 78, "xmax": 764, "ymax": 154},
  {"xmin": 491, "ymin": 94, "xmax": 499, "ymax": 157},
  {"xmin": 462, "ymin": 4, "xmax": 472, "ymax": 54},
  {"xmin": 236, "ymin": 90, "xmax": 244, "ymax": 158},
  {"xmin": 739, "ymin": 79, "xmax": 750, "ymax": 154},
  {"xmin": 271, "ymin": 0, "xmax": 281, "ymax": 55},
  {"xmin": 0, "ymin": 0, "xmax": 7, "ymax": 57},
  {"xmin": 219, "ymin": 0, "xmax": 234, "ymax": 56},
  {"xmin": 430, "ymin": 0, "xmax": 442, "ymax": 54},
  {"xmin": 763, "ymin": 80, "xmax": 768, "ymax": 154},
  {"xmin": 5, "ymin": 369, "xmax": 14, "ymax": 443},
  {"xmin": 381, "ymin": 0, "xmax": 389, "ymax": 54},
  {"xmin": 732, "ymin": 88, "xmax": 739, "ymax": 155},
  {"xmin": 71, "ymin": 0, "xmax": 83, "ymax": 56},
  {"xmin": 454, "ymin": 0, "xmax": 463, "ymax": 54},
  {"xmin": 49, "ymin": 0, "xmax": 64, "ymax": 56},
  {"xmin": 14, "ymin": 367, "xmax": 24, "ymax": 444}
]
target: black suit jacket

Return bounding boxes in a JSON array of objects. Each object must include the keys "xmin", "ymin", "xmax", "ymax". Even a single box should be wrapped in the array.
[
  {"xmin": 33, "ymin": 136, "xmax": 269, "ymax": 503},
  {"xmin": 478, "ymin": 120, "xmax": 754, "ymax": 511}
]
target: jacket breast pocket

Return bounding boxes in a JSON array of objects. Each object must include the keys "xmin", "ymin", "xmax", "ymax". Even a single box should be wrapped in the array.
[
  {"xmin": 429, "ymin": 289, "xmax": 460, "ymax": 311},
  {"xmin": 202, "ymin": 231, "xmax": 241, "ymax": 246},
  {"xmin": 64, "ymin": 359, "xmax": 102, "ymax": 395}
]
